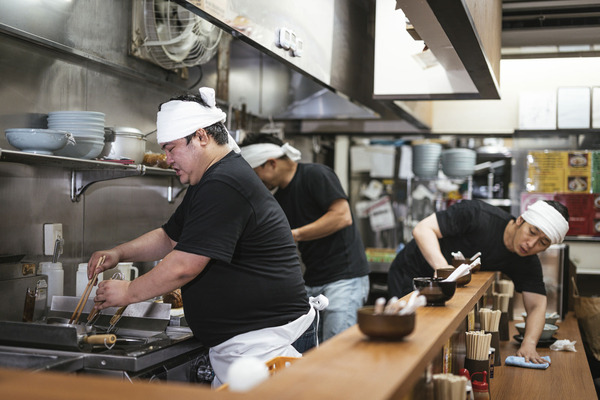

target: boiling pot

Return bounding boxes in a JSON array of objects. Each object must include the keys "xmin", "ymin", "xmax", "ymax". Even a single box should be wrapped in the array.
[{"xmin": 101, "ymin": 127, "xmax": 147, "ymax": 163}]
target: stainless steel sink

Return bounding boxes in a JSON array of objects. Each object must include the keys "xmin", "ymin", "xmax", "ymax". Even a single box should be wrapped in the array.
[{"xmin": 0, "ymin": 347, "xmax": 84, "ymax": 372}]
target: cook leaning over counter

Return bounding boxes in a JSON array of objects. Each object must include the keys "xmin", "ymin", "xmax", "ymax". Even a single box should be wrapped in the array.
[
  {"xmin": 86, "ymin": 87, "xmax": 317, "ymax": 387},
  {"xmin": 387, "ymin": 199, "xmax": 570, "ymax": 364}
]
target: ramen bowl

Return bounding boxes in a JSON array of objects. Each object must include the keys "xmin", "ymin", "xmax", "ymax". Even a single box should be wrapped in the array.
[
  {"xmin": 357, "ymin": 306, "xmax": 416, "ymax": 340},
  {"xmin": 413, "ymin": 277, "xmax": 457, "ymax": 306},
  {"xmin": 515, "ymin": 322, "xmax": 558, "ymax": 340}
]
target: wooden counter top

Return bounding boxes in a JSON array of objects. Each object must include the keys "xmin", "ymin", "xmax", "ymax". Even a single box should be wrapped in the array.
[
  {"xmin": 0, "ymin": 272, "xmax": 498, "ymax": 400},
  {"xmin": 490, "ymin": 312, "xmax": 597, "ymax": 400}
]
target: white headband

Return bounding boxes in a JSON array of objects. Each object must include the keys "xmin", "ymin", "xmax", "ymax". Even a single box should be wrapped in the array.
[
  {"xmin": 240, "ymin": 143, "xmax": 302, "ymax": 168},
  {"xmin": 156, "ymin": 87, "xmax": 240, "ymax": 153},
  {"xmin": 521, "ymin": 200, "xmax": 569, "ymax": 244}
]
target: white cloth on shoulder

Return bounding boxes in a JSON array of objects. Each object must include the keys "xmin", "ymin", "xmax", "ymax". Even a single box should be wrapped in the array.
[{"xmin": 240, "ymin": 142, "xmax": 301, "ymax": 168}]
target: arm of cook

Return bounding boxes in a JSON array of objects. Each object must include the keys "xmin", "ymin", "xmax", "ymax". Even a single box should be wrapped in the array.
[
  {"xmin": 516, "ymin": 291, "xmax": 548, "ymax": 364},
  {"xmin": 292, "ymin": 198, "xmax": 353, "ymax": 242},
  {"xmin": 87, "ymin": 228, "xmax": 175, "ymax": 278},
  {"xmin": 90, "ymin": 228, "xmax": 210, "ymax": 309},
  {"xmin": 412, "ymin": 213, "xmax": 452, "ymax": 272}
]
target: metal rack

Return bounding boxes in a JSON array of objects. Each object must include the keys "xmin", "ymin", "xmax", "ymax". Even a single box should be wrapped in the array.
[{"xmin": 0, "ymin": 149, "xmax": 184, "ymax": 203}]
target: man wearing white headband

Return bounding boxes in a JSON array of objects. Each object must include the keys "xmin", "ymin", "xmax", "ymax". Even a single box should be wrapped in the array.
[
  {"xmin": 387, "ymin": 199, "xmax": 569, "ymax": 364},
  {"xmin": 86, "ymin": 88, "xmax": 318, "ymax": 386},
  {"xmin": 240, "ymin": 133, "xmax": 370, "ymax": 343}
]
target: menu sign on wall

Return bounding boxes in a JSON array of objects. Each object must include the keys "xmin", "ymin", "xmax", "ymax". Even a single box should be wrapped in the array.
[{"xmin": 527, "ymin": 150, "xmax": 594, "ymax": 193}]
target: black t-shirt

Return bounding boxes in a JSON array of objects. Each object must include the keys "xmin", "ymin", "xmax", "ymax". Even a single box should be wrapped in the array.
[
  {"xmin": 274, "ymin": 163, "xmax": 369, "ymax": 286},
  {"xmin": 162, "ymin": 152, "xmax": 309, "ymax": 347},
  {"xmin": 389, "ymin": 199, "xmax": 546, "ymax": 295}
]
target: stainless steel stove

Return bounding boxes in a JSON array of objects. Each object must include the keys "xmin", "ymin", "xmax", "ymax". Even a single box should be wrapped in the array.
[{"xmin": 0, "ymin": 296, "xmax": 209, "ymax": 383}]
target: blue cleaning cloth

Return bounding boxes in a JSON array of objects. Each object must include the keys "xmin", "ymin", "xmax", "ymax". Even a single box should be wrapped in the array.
[{"xmin": 504, "ymin": 356, "xmax": 551, "ymax": 369}]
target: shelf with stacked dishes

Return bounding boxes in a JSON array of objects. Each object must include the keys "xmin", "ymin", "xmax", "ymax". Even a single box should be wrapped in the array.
[{"xmin": 0, "ymin": 149, "xmax": 184, "ymax": 203}]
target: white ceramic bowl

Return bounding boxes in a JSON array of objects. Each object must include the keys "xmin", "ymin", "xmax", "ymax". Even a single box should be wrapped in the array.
[
  {"xmin": 521, "ymin": 312, "xmax": 560, "ymax": 326},
  {"xmin": 441, "ymin": 148, "xmax": 476, "ymax": 178},
  {"xmin": 515, "ymin": 322, "xmax": 558, "ymax": 340},
  {"xmin": 5, "ymin": 129, "xmax": 72, "ymax": 155},
  {"xmin": 55, "ymin": 136, "xmax": 104, "ymax": 159}
]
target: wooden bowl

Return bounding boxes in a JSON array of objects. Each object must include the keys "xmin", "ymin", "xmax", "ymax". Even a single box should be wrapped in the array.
[
  {"xmin": 436, "ymin": 267, "xmax": 472, "ymax": 287},
  {"xmin": 413, "ymin": 277, "xmax": 457, "ymax": 306},
  {"xmin": 357, "ymin": 306, "xmax": 416, "ymax": 340},
  {"xmin": 452, "ymin": 257, "xmax": 481, "ymax": 272}
]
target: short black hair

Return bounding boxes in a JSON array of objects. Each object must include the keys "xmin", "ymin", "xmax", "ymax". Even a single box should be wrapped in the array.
[
  {"xmin": 240, "ymin": 132, "xmax": 284, "ymax": 147},
  {"xmin": 544, "ymin": 200, "xmax": 569, "ymax": 222},
  {"xmin": 159, "ymin": 93, "xmax": 229, "ymax": 145}
]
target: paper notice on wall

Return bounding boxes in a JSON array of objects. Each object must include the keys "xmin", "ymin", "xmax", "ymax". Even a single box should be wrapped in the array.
[
  {"xmin": 593, "ymin": 88, "xmax": 600, "ymax": 129},
  {"xmin": 398, "ymin": 145, "xmax": 414, "ymax": 179},
  {"xmin": 367, "ymin": 196, "xmax": 396, "ymax": 232},
  {"xmin": 350, "ymin": 146, "xmax": 371, "ymax": 173},
  {"xmin": 558, "ymin": 87, "xmax": 591, "ymax": 129},
  {"xmin": 518, "ymin": 90, "xmax": 557, "ymax": 130},
  {"xmin": 369, "ymin": 145, "xmax": 395, "ymax": 178}
]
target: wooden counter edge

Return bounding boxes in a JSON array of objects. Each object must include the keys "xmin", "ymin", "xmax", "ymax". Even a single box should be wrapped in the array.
[{"xmin": 0, "ymin": 272, "xmax": 496, "ymax": 400}]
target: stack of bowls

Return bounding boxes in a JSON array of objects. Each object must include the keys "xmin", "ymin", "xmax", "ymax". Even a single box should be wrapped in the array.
[
  {"xmin": 412, "ymin": 142, "xmax": 442, "ymax": 178},
  {"xmin": 48, "ymin": 111, "xmax": 105, "ymax": 159},
  {"xmin": 441, "ymin": 148, "xmax": 476, "ymax": 178}
]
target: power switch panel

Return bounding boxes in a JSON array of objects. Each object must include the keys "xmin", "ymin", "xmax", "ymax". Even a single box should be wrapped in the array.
[{"xmin": 43, "ymin": 223, "xmax": 63, "ymax": 256}]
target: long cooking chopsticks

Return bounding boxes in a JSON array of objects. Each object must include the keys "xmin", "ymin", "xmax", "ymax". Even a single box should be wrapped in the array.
[{"xmin": 69, "ymin": 255, "xmax": 105, "ymax": 324}]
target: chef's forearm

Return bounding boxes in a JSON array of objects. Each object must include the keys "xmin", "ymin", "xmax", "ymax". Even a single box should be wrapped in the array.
[
  {"xmin": 126, "ymin": 250, "xmax": 208, "ymax": 303},
  {"xmin": 114, "ymin": 228, "xmax": 174, "ymax": 262},
  {"xmin": 413, "ymin": 215, "xmax": 449, "ymax": 271},
  {"xmin": 522, "ymin": 292, "xmax": 547, "ymax": 345},
  {"xmin": 293, "ymin": 198, "xmax": 352, "ymax": 241}
]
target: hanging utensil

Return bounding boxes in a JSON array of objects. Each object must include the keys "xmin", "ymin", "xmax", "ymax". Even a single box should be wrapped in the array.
[{"xmin": 51, "ymin": 237, "xmax": 63, "ymax": 263}]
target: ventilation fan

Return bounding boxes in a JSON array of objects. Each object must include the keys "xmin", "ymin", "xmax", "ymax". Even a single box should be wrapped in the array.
[{"xmin": 132, "ymin": 0, "xmax": 222, "ymax": 70}]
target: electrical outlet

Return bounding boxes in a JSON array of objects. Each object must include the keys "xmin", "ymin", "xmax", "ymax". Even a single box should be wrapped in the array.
[{"xmin": 43, "ymin": 223, "xmax": 63, "ymax": 256}]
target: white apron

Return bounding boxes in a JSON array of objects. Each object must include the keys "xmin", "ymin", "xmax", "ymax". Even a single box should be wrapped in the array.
[{"xmin": 210, "ymin": 295, "xmax": 327, "ymax": 387}]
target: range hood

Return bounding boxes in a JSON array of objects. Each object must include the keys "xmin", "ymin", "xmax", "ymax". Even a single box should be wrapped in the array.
[
  {"xmin": 175, "ymin": 0, "xmax": 425, "ymax": 126},
  {"xmin": 374, "ymin": 0, "xmax": 502, "ymax": 100}
]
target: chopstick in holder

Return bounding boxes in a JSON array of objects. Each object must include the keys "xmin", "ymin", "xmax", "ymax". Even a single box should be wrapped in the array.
[{"xmin": 69, "ymin": 255, "xmax": 105, "ymax": 324}]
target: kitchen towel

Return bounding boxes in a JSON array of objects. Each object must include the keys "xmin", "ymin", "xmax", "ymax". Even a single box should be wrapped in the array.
[{"xmin": 504, "ymin": 355, "xmax": 551, "ymax": 369}]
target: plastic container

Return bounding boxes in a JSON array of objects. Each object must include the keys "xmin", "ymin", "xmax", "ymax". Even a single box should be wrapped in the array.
[
  {"xmin": 39, "ymin": 262, "xmax": 64, "ymax": 308},
  {"xmin": 76, "ymin": 263, "xmax": 103, "ymax": 297},
  {"xmin": 471, "ymin": 371, "xmax": 489, "ymax": 400}
]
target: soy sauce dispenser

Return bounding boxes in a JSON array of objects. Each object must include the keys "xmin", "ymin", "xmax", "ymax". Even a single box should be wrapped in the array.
[{"xmin": 471, "ymin": 371, "xmax": 489, "ymax": 400}]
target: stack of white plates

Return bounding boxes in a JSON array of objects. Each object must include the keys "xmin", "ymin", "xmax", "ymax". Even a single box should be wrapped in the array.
[
  {"xmin": 47, "ymin": 111, "xmax": 105, "ymax": 159},
  {"xmin": 441, "ymin": 148, "xmax": 476, "ymax": 178},
  {"xmin": 412, "ymin": 143, "xmax": 442, "ymax": 178}
]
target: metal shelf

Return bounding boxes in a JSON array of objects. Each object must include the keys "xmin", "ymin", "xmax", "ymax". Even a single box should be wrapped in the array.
[{"xmin": 0, "ymin": 149, "xmax": 183, "ymax": 202}]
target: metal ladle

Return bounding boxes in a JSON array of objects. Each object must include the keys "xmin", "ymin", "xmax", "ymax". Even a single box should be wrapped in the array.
[{"xmin": 51, "ymin": 237, "xmax": 63, "ymax": 263}]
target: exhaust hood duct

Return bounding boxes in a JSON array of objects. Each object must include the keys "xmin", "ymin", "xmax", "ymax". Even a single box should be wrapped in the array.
[
  {"xmin": 173, "ymin": 0, "xmax": 415, "ymax": 124},
  {"xmin": 374, "ymin": 0, "xmax": 501, "ymax": 100}
]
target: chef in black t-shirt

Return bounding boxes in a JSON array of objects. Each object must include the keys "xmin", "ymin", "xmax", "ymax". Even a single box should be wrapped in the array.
[
  {"xmin": 86, "ymin": 87, "xmax": 317, "ymax": 387},
  {"xmin": 240, "ymin": 134, "xmax": 370, "ymax": 343},
  {"xmin": 387, "ymin": 199, "xmax": 569, "ymax": 364}
]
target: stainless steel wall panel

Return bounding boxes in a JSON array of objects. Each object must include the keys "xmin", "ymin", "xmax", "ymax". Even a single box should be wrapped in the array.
[{"xmin": 82, "ymin": 177, "xmax": 181, "ymax": 258}]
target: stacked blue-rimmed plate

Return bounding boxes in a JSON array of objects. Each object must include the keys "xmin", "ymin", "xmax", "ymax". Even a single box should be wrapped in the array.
[
  {"xmin": 441, "ymin": 148, "xmax": 476, "ymax": 178},
  {"xmin": 412, "ymin": 142, "xmax": 442, "ymax": 178},
  {"xmin": 47, "ymin": 111, "xmax": 105, "ymax": 159}
]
